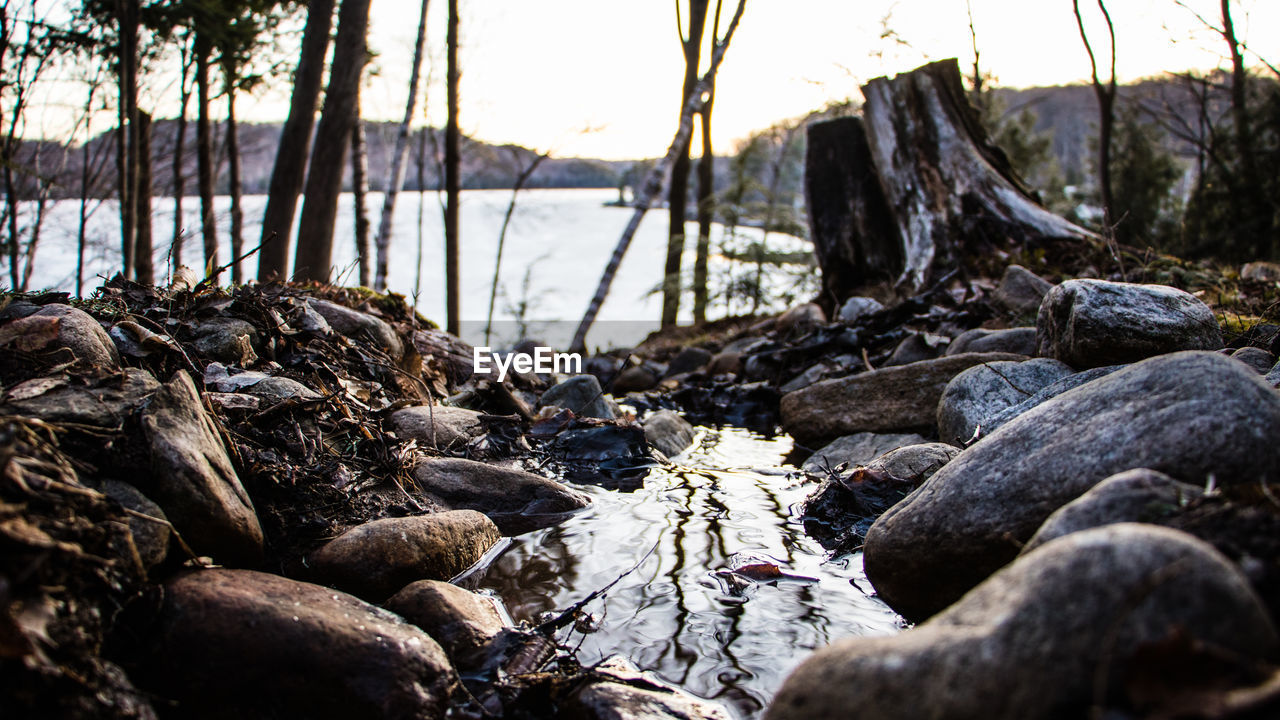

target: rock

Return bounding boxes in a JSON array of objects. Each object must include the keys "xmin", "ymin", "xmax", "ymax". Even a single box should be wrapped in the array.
[
  {"xmin": 306, "ymin": 298, "xmax": 404, "ymax": 360},
  {"xmin": 1241, "ymin": 261, "xmax": 1280, "ymax": 283},
  {"xmin": 864, "ymin": 352, "xmax": 1280, "ymax": 620},
  {"xmin": 191, "ymin": 317, "xmax": 259, "ymax": 365},
  {"xmin": 706, "ymin": 350, "xmax": 743, "ymax": 376},
  {"xmin": 1269, "ymin": 361, "xmax": 1280, "ymax": 388},
  {"xmin": 803, "ymin": 443, "xmax": 960, "ymax": 550},
  {"xmin": 204, "ymin": 392, "xmax": 261, "ymax": 412},
  {"xmin": 140, "ymin": 371, "xmax": 264, "ymax": 566},
  {"xmin": 837, "ymin": 296, "xmax": 885, "ymax": 324},
  {"xmin": 390, "ymin": 405, "xmax": 484, "ymax": 449},
  {"xmin": 569, "ymin": 657, "xmax": 733, "ymax": 720},
  {"xmin": 2, "ymin": 367, "xmax": 159, "ymax": 427},
  {"xmin": 778, "ymin": 362, "xmax": 832, "ymax": 393},
  {"xmin": 665, "ymin": 347, "xmax": 713, "ymax": 377},
  {"xmin": 19, "ymin": 304, "xmax": 121, "ymax": 371},
  {"xmin": 883, "ymin": 333, "xmax": 941, "ymax": 367},
  {"xmin": 99, "ymin": 480, "xmax": 170, "ymax": 570},
  {"xmin": 767, "ymin": 525, "xmax": 1276, "ymax": 720},
  {"xmin": 943, "ymin": 327, "xmax": 1037, "ymax": 356},
  {"xmin": 780, "ymin": 353, "xmax": 1026, "ymax": 446},
  {"xmin": 642, "ymin": 410, "xmax": 696, "ymax": 458},
  {"xmin": 1230, "ymin": 346, "xmax": 1275, "ymax": 374},
  {"xmin": 980, "ymin": 365, "xmax": 1122, "ymax": 436},
  {"xmin": 612, "ymin": 365, "xmax": 659, "ymax": 394},
  {"xmin": 1035, "ymin": 279, "xmax": 1223, "ymax": 367},
  {"xmin": 1024, "ymin": 469, "xmax": 1203, "ymax": 553},
  {"xmin": 412, "ymin": 457, "xmax": 590, "ymax": 534},
  {"xmin": 935, "ymin": 358, "xmax": 1073, "ymax": 446},
  {"xmin": 130, "ymin": 568, "xmax": 456, "ymax": 719},
  {"xmin": 993, "ymin": 264, "xmax": 1054, "ymax": 316},
  {"xmin": 775, "ymin": 303, "xmax": 826, "ymax": 336},
  {"xmin": 540, "ymin": 374, "xmax": 616, "ymax": 420},
  {"xmin": 385, "ymin": 580, "xmax": 506, "ymax": 671},
  {"xmin": 243, "ymin": 375, "xmax": 322, "ymax": 404},
  {"xmin": 310, "ymin": 511, "xmax": 500, "ymax": 601},
  {"xmin": 800, "ymin": 432, "xmax": 927, "ymax": 474}
]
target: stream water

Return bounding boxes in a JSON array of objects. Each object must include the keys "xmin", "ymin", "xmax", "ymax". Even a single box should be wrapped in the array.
[{"xmin": 470, "ymin": 427, "xmax": 904, "ymax": 718}]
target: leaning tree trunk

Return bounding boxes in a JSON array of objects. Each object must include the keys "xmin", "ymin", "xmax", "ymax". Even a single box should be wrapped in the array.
[
  {"xmin": 195, "ymin": 31, "xmax": 218, "ymax": 277},
  {"xmin": 827, "ymin": 59, "xmax": 1095, "ymax": 295},
  {"xmin": 351, "ymin": 112, "xmax": 373, "ymax": 288}
]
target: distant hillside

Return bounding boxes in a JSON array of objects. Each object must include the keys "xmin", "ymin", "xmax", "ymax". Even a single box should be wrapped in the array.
[{"xmin": 18, "ymin": 121, "xmax": 630, "ymax": 200}]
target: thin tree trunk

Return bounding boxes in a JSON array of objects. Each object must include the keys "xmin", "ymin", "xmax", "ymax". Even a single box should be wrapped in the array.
[
  {"xmin": 77, "ymin": 105, "xmax": 92, "ymax": 296},
  {"xmin": 171, "ymin": 35, "xmax": 192, "ymax": 272},
  {"xmin": 351, "ymin": 103, "xmax": 373, "ymax": 287},
  {"xmin": 116, "ymin": 0, "xmax": 140, "ymax": 281},
  {"xmin": 414, "ymin": 128, "xmax": 426, "ymax": 303},
  {"xmin": 444, "ymin": 0, "xmax": 460, "ymax": 334},
  {"xmin": 258, "ymin": 0, "xmax": 336, "ymax": 281},
  {"xmin": 662, "ymin": 0, "xmax": 708, "ymax": 328},
  {"xmin": 374, "ymin": 0, "xmax": 430, "ymax": 291},
  {"xmin": 226, "ymin": 75, "xmax": 244, "ymax": 283},
  {"xmin": 485, "ymin": 149, "xmax": 549, "ymax": 345},
  {"xmin": 1221, "ymin": 0, "xmax": 1253, "ymax": 187},
  {"xmin": 1072, "ymin": 0, "xmax": 1117, "ymax": 232},
  {"xmin": 571, "ymin": 0, "xmax": 746, "ymax": 353},
  {"xmin": 195, "ymin": 31, "xmax": 218, "ymax": 276},
  {"xmin": 293, "ymin": 0, "xmax": 372, "ymax": 283},
  {"xmin": 692, "ymin": 84, "xmax": 715, "ymax": 324},
  {"xmin": 134, "ymin": 111, "xmax": 154, "ymax": 284}
]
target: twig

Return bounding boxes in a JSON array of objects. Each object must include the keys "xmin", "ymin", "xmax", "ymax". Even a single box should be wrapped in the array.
[
  {"xmin": 195, "ymin": 233, "xmax": 273, "ymax": 291},
  {"xmin": 534, "ymin": 540, "xmax": 660, "ymax": 636}
]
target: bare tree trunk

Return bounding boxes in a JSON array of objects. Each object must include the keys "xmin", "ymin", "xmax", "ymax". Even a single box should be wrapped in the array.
[
  {"xmin": 1221, "ymin": 0, "xmax": 1254, "ymax": 188},
  {"xmin": 1072, "ymin": 0, "xmax": 1117, "ymax": 231},
  {"xmin": 662, "ymin": 0, "xmax": 709, "ymax": 328},
  {"xmin": 374, "ymin": 0, "xmax": 430, "ymax": 291},
  {"xmin": 351, "ymin": 101, "xmax": 373, "ymax": 287},
  {"xmin": 116, "ymin": 0, "xmax": 140, "ymax": 281},
  {"xmin": 444, "ymin": 0, "xmax": 460, "ymax": 334},
  {"xmin": 195, "ymin": 31, "xmax": 218, "ymax": 277},
  {"xmin": 258, "ymin": 0, "xmax": 336, "ymax": 281},
  {"xmin": 692, "ymin": 85, "xmax": 715, "ymax": 324},
  {"xmin": 171, "ymin": 35, "xmax": 193, "ymax": 272},
  {"xmin": 293, "ymin": 0, "xmax": 372, "ymax": 283},
  {"xmin": 134, "ymin": 111, "xmax": 154, "ymax": 284},
  {"xmin": 571, "ymin": 0, "xmax": 746, "ymax": 354},
  {"xmin": 225, "ymin": 77, "xmax": 244, "ymax": 284},
  {"xmin": 485, "ymin": 149, "xmax": 549, "ymax": 345}
]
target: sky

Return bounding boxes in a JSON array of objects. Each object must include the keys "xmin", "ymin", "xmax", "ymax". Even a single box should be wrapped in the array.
[{"xmin": 26, "ymin": 0, "xmax": 1280, "ymax": 159}]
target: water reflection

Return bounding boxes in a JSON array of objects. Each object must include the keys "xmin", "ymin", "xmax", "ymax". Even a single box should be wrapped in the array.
[{"xmin": 474, "ymin": 427, "xmax": 903, "ymax": 719}]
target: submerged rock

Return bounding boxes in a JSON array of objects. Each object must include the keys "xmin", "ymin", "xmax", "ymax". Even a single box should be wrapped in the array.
[
  {"xmin": 412, "ymin": 457, "xmax": 590, "ymax": 534},
  {"xmin": 768, "ymin": 525, "xmax": 1276, "ymax": 720},
  {"xmin": 1035, "ymin": 279, "xmax": 1222, "ymax": 367},
  {"xmin": 310, "ymin": 511, "xmax": 500, "ymax": 601},
  {"xmin": 128, "ymin": 568, "xmax": 456, "ymax": 719},
  {"xmin": 864, "ymin": 351, "xmax": 1280, "ymax": 621},
  {"xmin": 140, "ymin": 371, "xmax": 263, "ymax": 566},
  {"xmin": 780, "ymin": 352, "xmax": 1025, "ymax": 446}
]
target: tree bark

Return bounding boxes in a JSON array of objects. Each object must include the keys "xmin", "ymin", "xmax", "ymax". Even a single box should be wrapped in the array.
[
  {"xmin": 293, "ymin": 0, "xmax": 371, "ymax": 283},
  {"xmin": 444, "ymin": 0, "xmax": 460, "ymax": 334},
  {"xmin": 116, "ymin": 0, "xmax": 140, "ymax": 281},
  {"xmin": 662, "ymin": 0, "xmax": 708, "ymax": 328},
  {"xmin": 134, "ymin": 110, "xmax": 154, "ymax": 284},
  {"xmin": 692, "ymin": 85, "xmax": 715, "ymax": 324},
  {"xmin": 258, "ymin": 0, "xmax": 335, "ymax": 281},
  {"xmin": 195, "ymin": 30, "xmax": 218, "ymax": 277},
  {"xmin": 171, "ymin": 33, "xmax": 192, "ymax": 271},
  {"xmin": 374, "ymin": 0, "xmax": 430, "ymax": 291},
  {"xmin": 571, "ymin": 0, "xmax": 746, "ymax": 353},
  {"xmin": 853, "ymin": 59, "xmax": 1095, "ymax": 292},
  {"xmin": 226, "ymin": 76, "xmax": 244, "ymax": 284},
  {"xmin": 1072, "ymin": 0, "xmax": 1117, "ymax": 231},
  {"xmin": 351, "ymin": 108, "xmax": 373, "ymax": 287}
]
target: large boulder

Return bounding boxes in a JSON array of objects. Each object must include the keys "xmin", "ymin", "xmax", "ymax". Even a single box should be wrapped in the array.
[
  {"xmin": 540, "ymin": 374, "xmax": 616, "ymax": 420},
  {"xmin": 780, "ymin": 353, "xmax": 1025, "ymax": 446},
  {"xmin": 390, "ymin": 405, "xmax": 485, "ymax": 449},
  {"xmin": 800, "ymin": 432, "xmax": 927, "ymax": 474},
  {"xmin": 412, "ymin": 457, "xmax": 590, "ymax": 534},
  {"xmin": 864, "ymin": 351, "xmax": 1280, "ymax": 620},
  {"xmin": 127, "ymin": 569, "xmax": 457, "ymax": 719},
  {"xmin": 1035, "ymin": 279, "xmax": 1222, "ymax": 367},
  {"xmin": 767, "ymin": 525, "xmax": 1276, "ymax": 720},
  {"xmin": 935, "ymin": 358, "xmax": 1073, "ymax": 446},
  {"xmin": 385, "ymin": 580, "xmax": 507, "ymax": 671},
  {"xmin": 140, "ymin": 371, "xmax": 263, "ymax": 566},
  {"xmin": 1023, "ymin": 469, "xmax": 1203, "ymax": 553},
  {"xmin": 310, "ymin": 511, "xmax": 501, "ymax": 601},
  {"xmin": 306, "ymin": 298, "xmax": 404, "ymax": 360}
]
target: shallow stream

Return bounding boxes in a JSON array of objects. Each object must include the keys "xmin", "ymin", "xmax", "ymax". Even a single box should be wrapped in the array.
[{"xmin": 470, "ymin": 427, "xmax": 904, "ymax": 718}]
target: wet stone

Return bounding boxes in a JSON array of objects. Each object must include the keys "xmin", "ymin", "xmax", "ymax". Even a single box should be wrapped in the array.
[
  {"xmin": 642, "ymin": 410, "xmax": 696, "ymax": 458},
  {"xmin": 413, "ymin": 457, "xmax": 591, "ymax": 534},
  {"xmin": 385, "ymin": 580, "xmax": 507, "ymax": 671}
]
